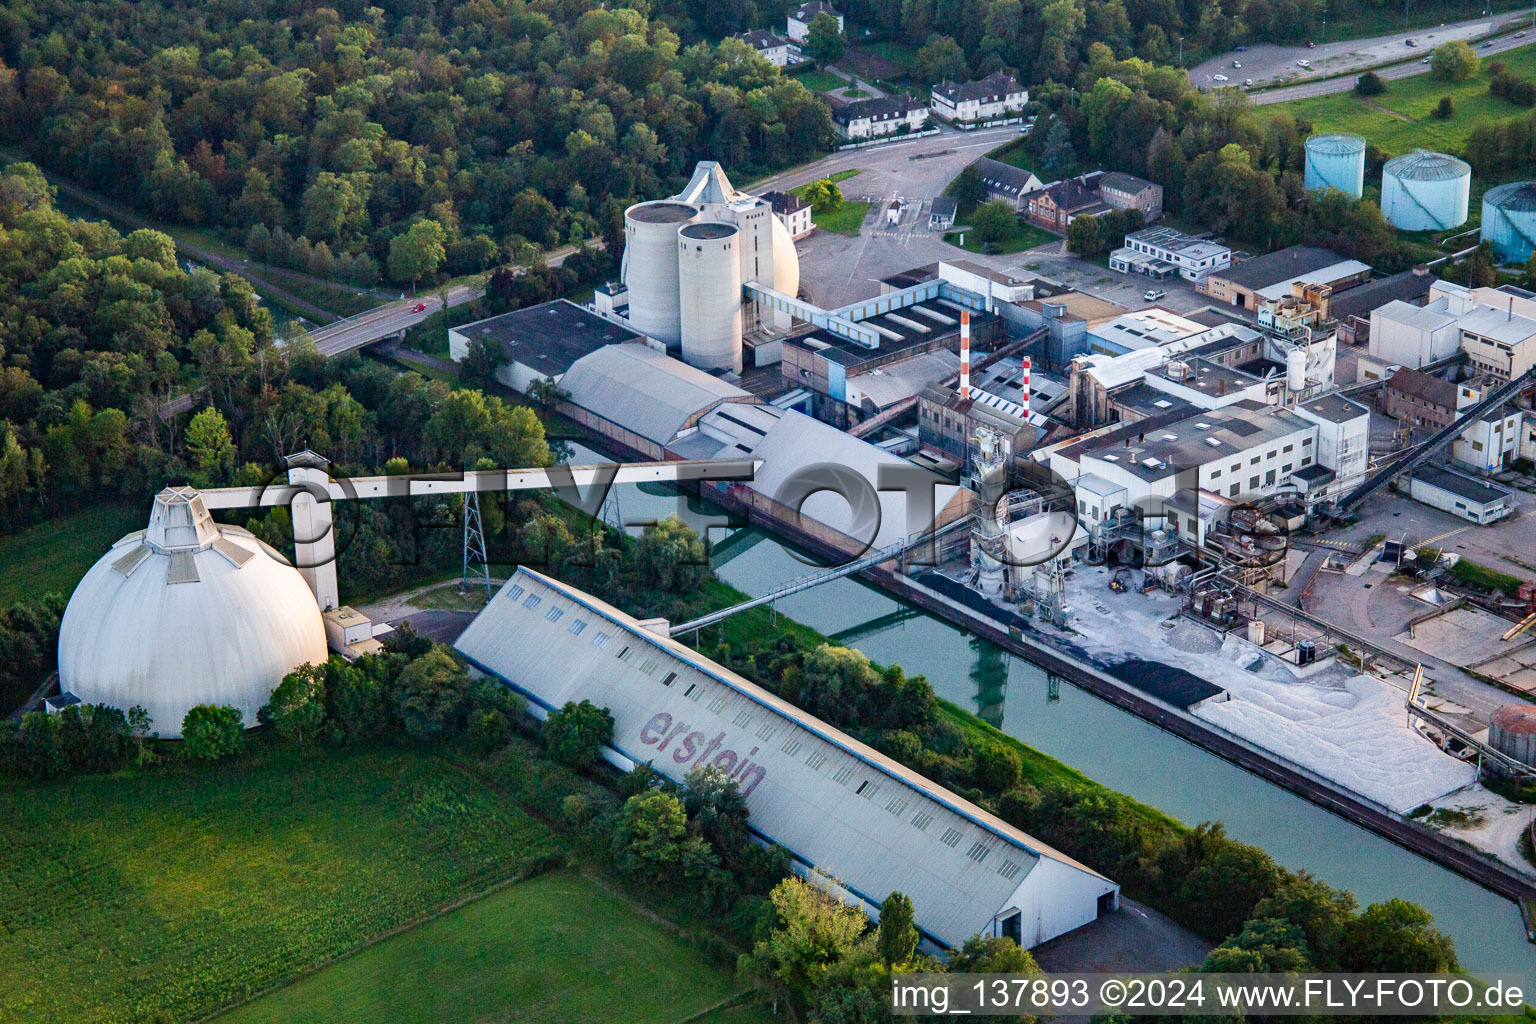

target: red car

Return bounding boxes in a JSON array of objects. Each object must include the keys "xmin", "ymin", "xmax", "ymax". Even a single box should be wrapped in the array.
[{"xmin": 411, "ymin": 302, "xmax": 428, "ymax": 312}]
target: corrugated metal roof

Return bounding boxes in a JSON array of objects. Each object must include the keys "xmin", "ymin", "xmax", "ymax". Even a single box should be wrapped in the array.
[
  {"xmin": 560, "ymin": 344, "xmax": 753, "ymax": 444},
  {"xmin": 455, "ymin": 568, "xmax": 1116, "ymax": 949},
  {"xmin": 111, "ymin": 544, "xmax": 152, "ymax": 578},
  {"xmin": 166, "ymin": 551, "xmax": 201, "ymax": 585}
]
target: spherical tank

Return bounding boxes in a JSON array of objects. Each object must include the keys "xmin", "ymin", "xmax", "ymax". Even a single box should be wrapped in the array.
[
  {"xmin": 769, "ymin": 212, "xmax": 801, "ymax": 298},
  {"xmin": 622, "ymin": 201, "xmax": 698, "ymax": 347},
  {"xmin": 1303, "ymin": 134, "xmax": 1365, "ymax": 198},
  {"xmin": 678, "ymin": 222, "xmax": 743, "ymax": 372},
  {"xmin": 1480, "ymin": 181, "xmax": 1536, "ymax": 263},
  {"xmin": 1490, "ymin": 704, "xmax": 1536, "ymax": 768},
  {"xmin": 58, "ymin": 487, "xmax": 328, "ymax": 738},
  {"xmin": 1381, "ymin": 150, "xmax": 1470, "ymax": 231}
]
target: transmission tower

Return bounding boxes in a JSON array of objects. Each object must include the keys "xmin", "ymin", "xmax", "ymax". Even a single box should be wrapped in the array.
[{"xmin": 461, "ymin": 491, "xmax": 493, "ymax": 599}]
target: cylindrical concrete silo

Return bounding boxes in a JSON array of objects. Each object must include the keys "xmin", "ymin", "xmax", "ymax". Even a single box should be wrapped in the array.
[
  {"xmin": 678, "ymin": 222, "xmax": 743, "ymax": 372},
  {"xmin": 1480, "ymin": 181, "xmax": 1536, "ymax": 263},
  {"xmin": 1304, "ymin": 134, "xmax": 1366, "ymax": 198},
  {"xmin": 622, "ymin": 201, "xmax": 698, "ymax": 347},
  {"xmin": 1490, "ymin": 704, "xmax": 1536, "ymax": 769},
  {"xmin": 1381, "ymin": 150, "xmax": 1471, "ymax": 231}
]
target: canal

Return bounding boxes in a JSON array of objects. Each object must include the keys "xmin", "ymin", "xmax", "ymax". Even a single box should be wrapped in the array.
[{"xmin": 586, "ymin": 460, "xmax": 1535, "ymax": 983}]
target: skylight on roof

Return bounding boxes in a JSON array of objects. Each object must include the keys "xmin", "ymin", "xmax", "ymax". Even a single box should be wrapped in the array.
[
  {"xmin": 1161, "ymin": 433, "xmax": 1177, "ymax": 441},
  {"xmin": 1154, "ymin": 400, "xmax": 1172, "ymax": 408},
  {"xmin": 1205, "ymin": 437, "xmax": 1222, "ymax": 447}
]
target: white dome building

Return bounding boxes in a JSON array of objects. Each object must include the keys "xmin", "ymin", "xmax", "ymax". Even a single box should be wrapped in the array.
[{"xmin": 58, "ymin": 486, "xmax": 328, "ymax": 738}]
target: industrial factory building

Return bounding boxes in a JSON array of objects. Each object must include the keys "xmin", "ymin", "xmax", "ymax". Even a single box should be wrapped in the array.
[
  {"xmin": 455, "ymin": 567, "xmax": 1120, "ymax": 951},
  {"xmin": 57, "ymin": 487, "xmax": 328, "ymax": 737},
  {"xmin": 553, "ymin": 343, "xmax": 760, "ymax": 459},
  {"xmin": 447, "ymin": 299, "xmax": 647, "ymax": 392}
]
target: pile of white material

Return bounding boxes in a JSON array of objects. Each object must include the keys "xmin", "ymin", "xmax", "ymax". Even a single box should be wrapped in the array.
[
  {"xmin": 1057, "ymin": 568, "xmax": 1478, "ymax": 814},
  {"xmin": 1197, "ymin": 663, "xmax": 1478, "ymax": 814}
]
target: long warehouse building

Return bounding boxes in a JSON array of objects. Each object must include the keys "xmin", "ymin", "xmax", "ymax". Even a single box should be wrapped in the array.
[{"xmin": 455, "ymin": 567, "xmax": 1119, "ymax": 952}]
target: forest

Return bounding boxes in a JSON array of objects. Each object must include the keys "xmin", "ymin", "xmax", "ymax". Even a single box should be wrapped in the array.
[{"xmin": 0, "ymin": 0, "xmax": 835, "ymax": 287}]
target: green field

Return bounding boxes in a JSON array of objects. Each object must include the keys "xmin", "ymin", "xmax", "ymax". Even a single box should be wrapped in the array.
[
  {"xmin": 0, "ymin": 501, "xmax": 144, "ymax": 606},
  {"xmin": 789, "ymin": 69, "xmax": 847, "ymax": 93},
  {"xmin": 1261, "ymin": 45, "xmax": 1536, "ymax": 157},
  {"xmin": 0, "ymin": 744, "xmax": 586, "ymax": 1024},
  {"xmin": 792, "ymin": 171, "xmax": 871, "ymax": 235},
  {"xmin": 944, "ymin": 219, "xmax": 1057, "ymax": 255},
  {"xmin": 216, "ymin": 871, "xmax": 764, "ymax": 1024}
]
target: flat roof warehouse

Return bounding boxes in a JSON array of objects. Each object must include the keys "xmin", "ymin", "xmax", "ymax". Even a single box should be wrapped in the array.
[{"xmin": 456, "ymin": 567, "xmax": 1119, "ymax": 952}]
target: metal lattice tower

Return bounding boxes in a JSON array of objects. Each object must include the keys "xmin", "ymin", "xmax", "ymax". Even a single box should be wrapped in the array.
[{"xmin": 461, "ymin": 491, "xmax": 493, "ymax": 599}]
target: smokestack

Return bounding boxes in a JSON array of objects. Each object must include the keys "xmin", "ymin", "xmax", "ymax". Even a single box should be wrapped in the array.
[
  {"xmin": 960, "ymin": 310, "xmax": 971, "ymax": 400},
  {"xmin": 1020, "ymin": 356, "xmax": 1031, "ymax": 414}
]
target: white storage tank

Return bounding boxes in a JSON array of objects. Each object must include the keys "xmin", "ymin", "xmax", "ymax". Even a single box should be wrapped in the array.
[
  {"xmin": 1286, "ymin": 346, "xmax": 1307, "ymax": 393},
  {"xmin": 1381, "ymin": 150, "xmax": 1471, "ymax": 231},
  {"xmin": 1304, "ymin": 134, "xmax": 1366, "ymax": 198},
  {"xmin": 678, "ymin": 221, "xmax": 744, "ymax": 372},
  {"xmin": 622, "ymin": 201, "xmax": 698, "ymax": 346},
  {"xmin": 1480, "ymin": 181, "xmax": 1536, "ymax": 263}
]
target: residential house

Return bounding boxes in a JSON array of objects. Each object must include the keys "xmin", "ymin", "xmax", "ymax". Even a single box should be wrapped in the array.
[
  {"xmin": 973, "ymin": 157, "xmax": 1043, "ymax": 211},
  {"xmin": 929, "ymin": 73, "xmax": 1029, "ymax": 125},
  {"xmin": 1024, "ymin": 174, "xmax": 1110, "ymax": 232},
  {"xmin": 787, "ymin": 0, "xmax": 842, "ymax": 41},
  {"xmin": 737, "ymin": 29, "xmax": 797, "ymax": 66},
  {"xmin": 1097, "ymin": 172, "xmax": 1163, "ymax": 222},
  {"xmin": 831, "ymin": 95, "xmax": 927, "ymax": 140},
  {"xmin": 763, "ymin": 189, "xmax": 813, "ymax": 238}
]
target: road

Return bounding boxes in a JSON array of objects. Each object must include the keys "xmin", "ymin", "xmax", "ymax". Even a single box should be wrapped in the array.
[{"xmin": 1187, "ymin": 9, "xmax": 1536, "ymax": 104}]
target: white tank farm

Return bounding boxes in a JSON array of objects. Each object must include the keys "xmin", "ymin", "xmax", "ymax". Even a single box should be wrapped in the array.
[
  {"xmin": 57, "ymin": 487, "xmax": 328, "ymax": 738},
  {"xmin": 1304, "ymin": 134, "xmax": 1366, "ymax": 198},
  {"xmin": 622, "ymin": 201, "xmax": 698, "ymax": 346},
  {"xmin": 678, "ymin": 222, "xmax": 744, "ymax": 372},
  {"xmin": 1480, "ymin": 181, "xmax": 1536, "ymax": 263},
  {"xmin": 1380, "ymin": 150, "xmax": 1470, "ymax": 231}
]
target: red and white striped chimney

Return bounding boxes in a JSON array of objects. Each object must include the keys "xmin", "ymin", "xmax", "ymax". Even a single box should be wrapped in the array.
[
  {"xmin": 959, "ymin": 310, "xmax": 971, "ymax": 400},
  {"xmin": 1019, "ymin": 355, "xmax": 1031, "ymax": 413}
]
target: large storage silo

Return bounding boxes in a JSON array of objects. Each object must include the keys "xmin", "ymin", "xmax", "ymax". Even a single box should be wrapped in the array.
[
  {"xmin": 1381, "ymin": 150, "xmax": 1471, "ymax": 231},
  {"xmin": 1480, "ymin": 181, "xmax": 1536, "ymax": 263},
  {"xmin": 1304, "ymin": 134, "xmax": 1366, "ymax": 198},
  {"xmin": 678, "ymin": 222, "xmax": 744, "ymax": 372},
  {"xmin": 1490, "ymin": 704, "xmax": 1536, "ymax": 769},
  {"xmin": 623, "ymin": 201, "xmax": 698, "ymax": 346}
]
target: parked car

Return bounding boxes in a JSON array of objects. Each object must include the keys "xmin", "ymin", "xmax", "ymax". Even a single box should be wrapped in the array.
[
  {"xmin": 1235, "ymin": 44, "xmax": 1247, "ymax": 51},
  {"xmin": 1144, "ymin": 289, "xmax": 1166, "ymax": 302},
  {"xmin": 411, "ymin": 302, "xmax": 428, "ymax": 312},
  {"xmin": 1422, "ymin": 56, "xmax": 1432, "ymax": 63},
  {"xmin": 1307, "ymin": 40, "xmax": 1316, "ymax": 48},
  {"xmin": 1245, "ymin": 78, "xmax": 1254, "ymax": 86},
  {"xmin": 1296, "ymin": 59, "xmax": 1311, "ymax": 67},
  {"xmin": 1213, "ymin": 74, "xmax": 1229, "ymax": 82},
  {"xmin": 1519, "ymin": 31, "xmax": 1527, "ymax": 37},
  {"xmin": 1232, "ymin": 59, "xmax": 1242, "ymax": 68},
  {"xmin": 1405, "ymin": 38, "xmax": 1417, "ymax": 47}
]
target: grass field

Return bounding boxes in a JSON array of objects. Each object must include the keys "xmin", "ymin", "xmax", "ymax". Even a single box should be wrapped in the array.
[
  {"xmin": 792, "ymin": 171, "xmax": 871, "ymax": 235},
  {"xmin": 215, "ymin": 871, "xmax": 766, "ymax": 1024},
  {"xmin": 1261, "ymin": 45, "xmax": 1536, "ymax": 157},
  {"xmin": 944, "ymin": 219, "xmax": 1057, "ymax": 255},
  {"xmin": 0, "ymin": 744, "xmax": 569, "ymax": 1024},
  {"xmin": 0, "ymin": 502, "xmax": 143, "ymax": 606},
  {"xmin": 789, "ymin": 69, "xmax": 847, "ymax": 93}
]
